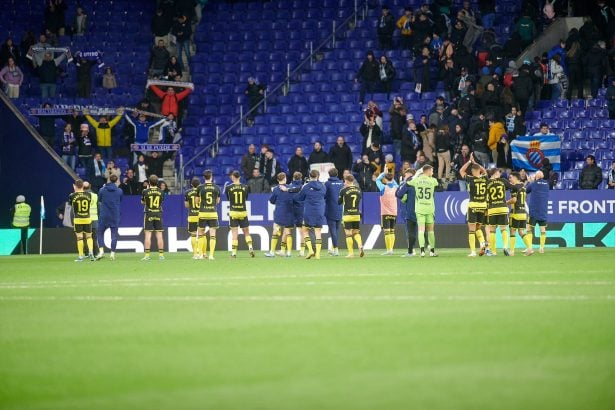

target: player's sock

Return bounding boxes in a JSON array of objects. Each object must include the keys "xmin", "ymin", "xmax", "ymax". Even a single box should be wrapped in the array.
[
  {"xmin": 77, "ymin": 239, "xmax": 84, "ymax": 257},
  {"xmin": 509, "ymin": 234, "xmax": 516, "ymax": 251},
  {"xmin": 286, "ymin": 236, "xmax": 292, "ymax": 253},
  {"xmin": 539, "ymin": 232, "xmax": 546, "ymax": 248},
  {"xmin": 417, "ymin": 230, "xmax": 426, "ymax": 248},
  {"xmin": 522, "ymin": 233, "xmax": 532, "ymax": 249},
  {"xmin": 346, "ymin": 235, "xmax": 354, "ymax": 255},
  {"xmin": 353, "ymin": 233, "xmax": 363, "ymax": 249},
  {"xmin": 191, "ymin": 235, "xmax": 198, "ymax": 256},
  {"xmin": 384, "ymin": 232, "xmax": 390, "ymax": 251},
  {"xmin": 468, "ymin": 231, "xmax": 476, "ymax": 253},
  {"xmin": 231, "ymin": 239, "xmax": 238, "ymax": 255},
  {"xmin": 501, "ymin": 229, "xmax": 509, "ymax": 250},
  {"xmin": 315, "ymin": 239, "xmax": 322, "ymax": 258},
  {"xmin": 270, "ymin": 233, "xmax": 279, "ymax": 254},
  {"xmin": 427, "ymin": 231, "xmax": 435, "ymax": 250},
  {"xmin": 198, "ymin": 236, "xmax": 206, "ymax": 256},
  {"xmin": 305, "ymin": 238, "xmax": 313, "ymax": 254},
  {"xmin": 158, "ymin": 250, "xmax": 164, "ymax": 257},
  {"xmin": 86, "ymin": 238, "xmax": 94, "ymax": 255},
  {"xmin": 246, "ymin": 235, "xmax": 253, "ymax": 251},
  {"xmin": 145, "ymin": 249, "xmax": 150, "ymax": 257},
  {"xmin": 476, "ymin": 229, "xmax": 485, "ymax": 245},
  {"xmin": 489, "ymin": 232, "xmax": 496, "ymax": 252},
  {"xmin": 390, "ymin": 233, "xmax": 395, "ymax": 251},
  {"xmin": 279, "ymin": 239, "xmax": 286, "ymax": 252},
  {"xmin": 209, "ymin": 236, "xmax": 216, "ymax": 257}
]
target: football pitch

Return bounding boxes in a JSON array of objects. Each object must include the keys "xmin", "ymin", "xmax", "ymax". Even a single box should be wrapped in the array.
[{"xmin": 1, "ymin": 249, "xmax": 614, "ymax": 410}]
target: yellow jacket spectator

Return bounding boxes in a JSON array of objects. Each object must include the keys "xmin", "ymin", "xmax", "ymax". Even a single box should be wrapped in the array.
[
  {"xmin": 84, "ymin": 107, "xmax": 124, "ymax": 159},
  {"xmin": 488, "ymin": 120, "xmax": 506, "ymax": 165},
  {"xmin": 396, "ymin": 8, "xmax": 413, "ymax": 49}
]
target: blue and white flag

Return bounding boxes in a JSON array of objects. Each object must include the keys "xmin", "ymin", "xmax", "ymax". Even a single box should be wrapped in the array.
[
  {"xmin": 511, "ymin": 134, "xmax": 561, "ymax": 171},
  {"xmin": 40, "ymin": 196, "xmax": 46, "ymax": 220}
]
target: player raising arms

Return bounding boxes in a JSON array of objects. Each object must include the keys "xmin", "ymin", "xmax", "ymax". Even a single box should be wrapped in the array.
[
  {"xmin": 526, "ymin": 170, "xmax": 550, "ymax": 255},
  {"xmin": 69, "ymin": 179, "xmax": 95, "ymax": 261},
  {"xmin": 184, "ymin": 177, "xmax": 201, "ymax": 259},
  {"xmin": 297, "ymin": 169, "xmax": 326, "ymax": 259},
  {"xmin": 198, "ymin": 170, "xmax": 221, "ymax": 260},
  {"xmin": 409, "ymin": 165, "xmax": 439, "ymax": 257},
  {"xmin": 484, "ymin": 168, "xmax": 511, "ymax": 256},
  {"xmin": 459, "ymin": 154, "xmax": 488, "ymax": 257},
  {"xmin": 338, "ymin": 174, "xmax": 364, "ymax": 258},
  {"xmin": 225, "ymin": 170, "xmax": 254, "ymax": 258},
  {"xmin": 141, "ymin": 174, "xmax": 165, "ymax": 260},
  {"xmin": 376, "ymin": 172, "xmax": 399, "ymax": 256},
  {"xmin": 266, "ymin": 172, "xmax": 296, "ymax": 258},
  {"xmin": 507, "ymin": 172, "xmax": 533, "ymax": 256}
]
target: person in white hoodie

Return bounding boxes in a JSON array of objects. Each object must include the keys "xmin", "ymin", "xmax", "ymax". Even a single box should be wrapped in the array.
[{"xmin": 548, "ymin": 54, "xmax": 564, "ymax": 101}]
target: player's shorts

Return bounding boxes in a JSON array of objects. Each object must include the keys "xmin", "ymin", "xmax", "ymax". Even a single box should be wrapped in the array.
[
  {"xmin": 510, "ymin": 213, "xmax": 527, "ymax": 230},
  {"xmin": 144, "ymin": 213, "xmax": 164, "ymax": 232},
  {"xmin": 198, "ymin": 218, "xmax": 219, "ymax": 229},
  {"xmin": 74, "ymin": 223, "xmax": 92, "ymax": 234},
  {"xmin": 487, "ymin": 214, "xmax": 509, "ymax": 226},
  {"xmin": 303, "ymin": 214, "xmax": 325, "ymax": 228},
  {"xmin": 229, "ymin": 217, "xmax": 249, "ymax": 228},
  {"xmin": 343, "ymin": 221, "xmax": 360, "ymax": 230},
  {"xmin": 529, "ymin": 217, "xmax": 547, "ymax": 227},
  {"xmin": 188, "ymin": 221, "xmax": 198, "ymax": 233},
  {"xmin": 466, "ymin": 208, "xmax": 486, "ymax": 224},
  {"xmin": 381, "ymin": 215, "xmax": 396, "ymax": 230},
  {"xmin": 416, "ymin": 213, "xmax": 435, "ymax": 225}
]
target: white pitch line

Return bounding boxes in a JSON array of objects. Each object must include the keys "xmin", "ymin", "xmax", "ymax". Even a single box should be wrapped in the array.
[
  {"xmin": 0, "ymin": 295, "xmax": 614, "ymax": 302},
  {"xmin": 0, "ymin": 280, "xmax": 614, "ymax": 290}
]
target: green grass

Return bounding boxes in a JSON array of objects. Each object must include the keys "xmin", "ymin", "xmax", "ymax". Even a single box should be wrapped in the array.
[{"xmin": 1, "ymin": 249, "xmax": 614, "ymax": 410}]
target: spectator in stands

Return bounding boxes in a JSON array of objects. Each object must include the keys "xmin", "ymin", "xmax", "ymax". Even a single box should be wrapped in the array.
[
  {"xmin": 435, "ymin": 126, "xmax": 452, "ymax": 181},
  {"xmin": 145, "ymin": 152, "xmax": 165, "ymax": 178},
  {"xmin": 367, "ymin": 143, "xmax": 384, "ymax": 174},
  {"xmin": 38, "ymin": 103, "xmax": 56, "ymax": 147},
  {"xmin": 89, "ymin": 153, "xmax": 106, "ymax": 192},
  {"xmin": 564, "ymin": 35, "xmax": 583, "ymax": 100},
  {"xmin": 62, "ymin": 109, "xmax": 85, "ymax": 134},
  {"xmin": 397, "ymin": 7, "xmax": 414, "ymax": 50},
  {"xmin": 329, "ymin": 136, "xmax": 353, "ymax": 177},
  {"xmin": 353, "ymin": 154, "xmax": 377, "ymax": 192},
  {"xmin": 419, "ymin": 125, "xmax": 436, "ymax": 163},
  {"xmin": 583, "ymin": 41, "xmax": 608, "ymax": 99},
  {"xmin": 512, "ymin": 62, "xmax": 534, "ymax": 113},
  {"xmin": 440, "ymin": 58, "xmax": 457, "ymax": 102},
  {"xmin": 413, "ymin": 150, "xmax": 431, "ymax": 170},
  {"xmin": 256, "ymin": 144, "xmax": 269, "ymax": 170},
  {"xmin": 548, "ymin": 40, "xmax": 568, "ymax": 75},
  {"xmin": 149, "ymin": 40, "xmax": 170, "ymax": 76},
  {"xmin": 245, "ymin": 77, "xmax": 265, "ymax": 123},
  {"xmin": 75, "ymin": 56, "xmax": 95, "ymax": 98},
  {"xmin": 365, "ymin": 101, "xmax": 383, "ymax": 129},
  {"xmin": 133, "ymin": 155, "xmax": 148, "ymax": 184},
  {"xmin": 240, "ymin": 144, "xmax": 258, "ymax": 180},
  {"xmin": 504, "ymin": 106, "xmax": 526, "ymax": 140},
  {"xmin": 104, "ymin": 160, "xmax": 122, "ymax": 182},
  {"xmin": 172, "ymin": 15, "xmax": 192, "ymax": 71},
  {"xmin": 607, "ymin": 77, "xmax": 615, "ymax": 119},
  {"xmin": 412, "ymin": 13, "xmax": 433, "ymax": 54},
  {"xmin": 360, "ymin": 110, "xmax": 382, "ymax": 154},
  {"xmin": 401, "ymin": 116, "xmax": 421, "ymax": 163},
  {"xmin": 488, "ymin": 117, "xmax": 505, "ymax": 166},
  {"xmin": 377, "ymin": 6, "xmax": 395, "ymax": 50},
  {"xmin": 480, "ymin": 82, "xmax": 500, "ymax": 118},
  {"xmin": 72, "ymin": 7, "xmax": 88, "ymax": 36},
  {"xmin": 414, "ymin": 46, "xmax": 432, "ymax": 93},
  {"xmin": 84, "ymin": 108, "xmax": 123, "ymax": 160},
  {"xmin": 0, "ymin": 57, "xmax": 24, "ymax": 98},
  {"xmin": 260, "ymin": 149, "xmax": 281, "ymax": 186},
  {"xmin": 159, "ymin": 181, "xmax": 170, "ymax": 196},
  {"xmin": 454, "ymin": 144, "xmax": 472, "ymax": 191},
  {"xmin": 0, "ymin": 38, "xmax": 20, "ymax": 67},
  {"xmin": 389, "ymin": 97, "xmax": 407, "ymax": 158},
  {"xmin": 514, "ymin": 10, "xmax": 536, "ymax": 48},
  {"xmin": 38, "ymin": 51, "xmax": 67, "ymax": 98},
  {"xmin": 356, "ymin": 51, "xmax": 378, "ymax": 106},
  {"xmin": 121, "ymin": 169, "xmax": 140, "ymax": 195},
  {"xmin": 149, "ymin": 84, "xmax": 192, "ymax": 118},
  {"xmin": 44, "ymin": 2, "xmax": 61, "ymax": 36},
  {"xmin": 19, "ymin": 32, "xmax": 35, "ymax": 61},
  {"xmin": 548, "ymin": 54, "xmax": 565, "ymax": 101},
  {"xmin": 593, "ymin": 1, "xmax": 615, "ymax": 40},
  {"xmin": 164, "ymin": 56, "xmax": 182, "ymax": 80},
  {"xmin": 579, "ymin": 155, "xmax": 603, "ymax": 189},
  {"xmin": 103, "ymin": 67, "xmax": 117, "ymax": 92},
  {"xmin": 247, "ymin": 169, "xmax": 271, "ymax": 194},
  {"xmin": 417, "ymin": 114, "xmax": 428, "ymax": 134},
  {"xmin": 151, "ymin": 8, "xmax": 172, "ymax": 46},
  {"xmin": 539, "ymin": 158, "xmax": 558, "ymax": 189},
  {"xmin": 60, "ymin": 123, "xmax": 76, "ymax": 170},
  {"xmin": 378, "ymin": 55, "xmax": 396, "ymax": 99},
  {"xmin": 607, "ymin": 161, "xmax": 615, "ymax": 189},
  {"xmin": 451, "ymin": 123, "xmax": 467, "ymax": 157},
  {"xmin": 533, "ymin": 122, "xmax": 550, "ymax": 136},
  {"xmin": 287, "ymin": 147, "xmax": 309, "ymax": 180},
  {"xmin": 308, "ymin": 141, "xmax": 329, "ymax": 165}
]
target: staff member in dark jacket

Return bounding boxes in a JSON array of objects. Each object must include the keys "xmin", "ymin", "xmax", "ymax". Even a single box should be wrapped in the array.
[
  {"xmin": 308, "ymin": 141, "xmax": 329, "ymax": 165},
  {"xmin": 328, "ymin": 136, "xmax": 353, "ymax": 177},
  {"xmin": 287, "ymin": 147, "xmax": 309, "ymax": 180},
  {"xmin": 96, "ymin": 174, "xmax": 123, "ymax": 260},
  {"xmin": 579, "ymin": 155, "xmax": 603, "ymax": 189},
  {"xmin": 396, "ymin": 168, "xmax": 417, "ymax": 257},
  {"xmin": 355, "ymin": 50, "xmax": 379, "ymax": 105}
]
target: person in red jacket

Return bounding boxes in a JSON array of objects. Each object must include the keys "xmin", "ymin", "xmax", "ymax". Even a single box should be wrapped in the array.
[{"xmin": 148, "ymin": 85, "xmax": 191, "ymax": 117}]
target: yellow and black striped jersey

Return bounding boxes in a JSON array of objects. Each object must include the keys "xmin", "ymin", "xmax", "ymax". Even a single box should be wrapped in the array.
[
  {"xmin": 68, "ymin": 191, "xmax": 92, "ymax": 219},
  {"xmin": 184, "ymin": 187, "xmax": 200, "ymax": 217},
  {"xmin": 486, "ymin": 178, "xmax": 510, "ymax": 214},
  {"xmin": 199, "ymin": 183, "xmax": 221, "ymax": 213},
  {"xmin": 465, "ymin": 175, "xmax": 487, "ymax": 208},
  {"xmin": 510, "ymin": 183, "xmax": 527, "ymax": 215},
  {"xmin": 225, "ymin": 183, "xmax": 249, "ymax": 212},
  {"xmin": 141, "ymin": 187, "xmax": 164, "ymax": 214},
  {"xmin": 339, "ymin": 185, "xmax": 362, "ymax": 216}
]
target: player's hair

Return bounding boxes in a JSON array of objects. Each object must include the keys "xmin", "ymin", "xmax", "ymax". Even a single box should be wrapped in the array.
[
  {"xmin": 191, "ymin": 177, "xmax": 200, "ymax": 188},
  {"xmin": 149, "ymin": 174, "xmax": 159, "ymax": 186},
  {"xmin": 203, "ymin": 169, "xmax": 213, "ymax": 181},
  {"xmin": 109, "ymin": 174, "xmax": 118, "ymax": 183},
  {"xmin": 230, "ymin": 170, "xmax": 241, "ymax": 179},
  {"xmin": 293, "ymin": 171, "xmax": 303, "ymax": 181},
  {"xmin": 470, "ymin": 163, "xmax": 481, "ymax": 173},
  {"xmin": 487, "ymin": 168, "xmax": 500, "ymax": 178},
  {"xmin": 310, "ymin": 169, "xmax": 320, "ymax": 179},
  {"xmin": 277, "ymin": 172, "xmax": 286, "ymax": 182},
  {"xmin": 328, "ymin": 168, "xmax": 338, "ymax": 177},
  {"xmin": 344, "ymin": 174, "xmax": 355, "ymax": 183},
  {"xmin": 404, "ymin": 168, "xmax": 416, "ymax": 176},
  {"xmin": 74, "ymin": 179, "xmax": 84, "ymax": 188},
  {"xmin": 422, "ymin": 164, "xmax": 433, "ymax": 172},
  {"xmin": 510, "ymin": 172, "xmax": 521, "ymax": 180}
]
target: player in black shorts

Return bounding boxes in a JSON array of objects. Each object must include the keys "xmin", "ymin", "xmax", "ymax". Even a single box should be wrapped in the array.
[
  {"xmin": 141, "ymin": 175, "xmax": 165, "ymax": 260},
  {"xmin": 485, "ymin": 168, "xmax": 511, "ymax": 256},
  {"xmin": 338, "ymin": 174, "xmax": 364, "ymax": 257},
  {"xmin": 224, "ymin": 170, "xmax": 254, "ymax": 258},
  {"xmin": 198, "ymin": 170, "xmax": 221, "ymax": 260},
  {"xmin": 507, "ymin": 172, "xmax": 532, "ymax": 256},
  {"xmin": 459, "ymin": 155, "xmax": 488, "ymax": 257},
  {"xmin": 69, "ymin": 179, "xmax": 95, "ymax": 261},
  {"xmin": 184, "ymin": 177, "xmax": 200, "ymax": 259}
]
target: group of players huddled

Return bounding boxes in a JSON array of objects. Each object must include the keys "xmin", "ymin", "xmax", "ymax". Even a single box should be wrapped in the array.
[{"xmin": 67, "ymin": 154, "xmax": 550, "ymax": 260}]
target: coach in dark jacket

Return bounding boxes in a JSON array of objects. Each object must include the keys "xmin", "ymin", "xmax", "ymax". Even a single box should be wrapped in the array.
[
  {"xmin": 579, "ymin": 155, "xmax": 603, "ymax": 189},
  {"xmin": 287, "ymin": 147, "xmax": 309, "ymax": 179},
  {"xmin": 308, "ymin": 142, "xmax": 329, "ymax": 165},
  {"xmin": 328, "ymin": 136, "xmax": 353, "ymax": 176}
]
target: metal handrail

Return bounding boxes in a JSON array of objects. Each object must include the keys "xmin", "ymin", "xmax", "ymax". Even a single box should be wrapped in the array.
[{"xmin": 179, "ymin": 0, "xmax": 368, "ymax": 190}]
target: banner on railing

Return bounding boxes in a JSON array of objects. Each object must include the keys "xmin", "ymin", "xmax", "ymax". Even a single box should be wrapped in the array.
[{"xmin": 130, "ymin": 144, "xmax": 180, "ymax": 152}]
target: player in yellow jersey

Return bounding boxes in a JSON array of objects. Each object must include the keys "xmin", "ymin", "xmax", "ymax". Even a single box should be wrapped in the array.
[
  {"xmin": 484, "ymin": 168, "xmax": 511, "ymax": 256},
  {"xmin": 459, "ymin": 154, "xmax": 488, "ymax": 257},
  {"xmin": 141, "ymin": 174, "xmax": 165, "ymax": 260},
  {"xmin": 197, "ymin": 170, "xmax": 221, "ymax": 260},
  {"xmin": 507, "ymin": 172, "xmax": 533, "ymax": 256},
  {"xmin": 184, "ymin": 177, "xmax": 201, "ymax": 259},
  {"xmin": 338, "ymin": 174, "xmax": 364, "ymax": 258},
  {"xmin": 225, "ymin": 170, "xmax": 254, "ymax": 258},
  {"xmin": 68, "ymin": 179, "xmax": 95, "ymax": 261}
]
